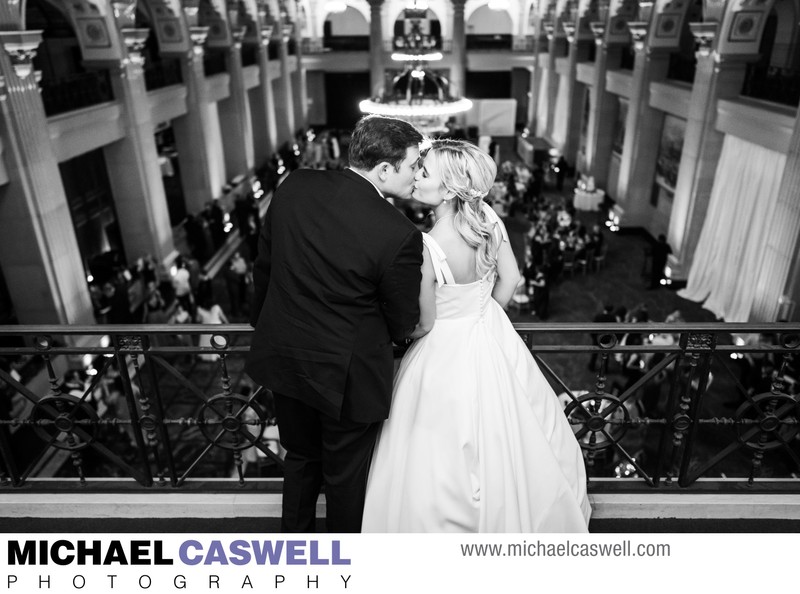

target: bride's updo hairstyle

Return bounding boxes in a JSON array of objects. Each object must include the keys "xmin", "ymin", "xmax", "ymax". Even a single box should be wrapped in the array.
[{"xmin": 429, "ymin": 139, "xmax": 498, "ymax": 275}]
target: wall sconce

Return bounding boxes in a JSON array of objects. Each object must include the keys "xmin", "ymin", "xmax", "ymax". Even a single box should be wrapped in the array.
[{"xmin": 0, "ymin": 31, "xmax": 43, "ymax": 80}]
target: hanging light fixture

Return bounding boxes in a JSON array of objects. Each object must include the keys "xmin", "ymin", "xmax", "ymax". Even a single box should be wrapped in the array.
[{"xmin": 359, "ymin": 8, "xmax": 472, "ymax": 134}]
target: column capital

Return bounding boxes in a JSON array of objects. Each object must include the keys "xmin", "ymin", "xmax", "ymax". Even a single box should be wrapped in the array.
[
  {"xmin": 190, "ymin": 25, "xmax": 209, "ymax": 57},
  {"xmin": 120, "ymin": 27, "xmax": 150, "ymax": 68},
  {"xmin": 367, "ymin": 0, "xmax": 383, "ymax": 8},
  {"xmin": 259, "ymin": 24, "xmax": 274, "ymax": 46},
  {"xmin": 626, "ymin": 21, "xmax": 649, "ymax": 52},
  {"xmin": 280, "ymin": 22, "xmax": 293, "ymax": 42},
  {"xmin": 232, "ymin": 25, "xmax": 247, "ymax": 47},
  {"xmin": 451, "ymin": 0, "xmax": 467, "ymax": 11},
  {"xmin": 542, "ymin": 20, "xmax": 556, "ymax": 40},
  {"xmin": 689, "ymin": 21, "xmax": 717, "ymax": 57},
  {"xmin": 562, "ymin": 21, "xmax": 577, "ymax": 43},
  {"xmin": 0, "ymin": 30, "xmax": 43, "ymax": 80},
  {"xmin": 589, "ymin": 22, "xmax": 606, "ymax": 47}
]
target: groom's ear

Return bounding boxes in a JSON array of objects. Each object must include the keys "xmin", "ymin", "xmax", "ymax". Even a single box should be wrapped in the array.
[{"xmin": 376, "ymin": 161, "xmax": 392, "ymax": 181}]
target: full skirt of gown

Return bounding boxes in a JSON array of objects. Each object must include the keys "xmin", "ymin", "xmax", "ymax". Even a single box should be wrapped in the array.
[{"xmin": 362, "ymin": 279, "xmax": 591, "ymax": 533}]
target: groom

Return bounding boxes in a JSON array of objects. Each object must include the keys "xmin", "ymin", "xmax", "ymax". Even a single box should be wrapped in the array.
[{"xmin": 247, "ymin": 115, "xmax": 424, "ymax": 532}]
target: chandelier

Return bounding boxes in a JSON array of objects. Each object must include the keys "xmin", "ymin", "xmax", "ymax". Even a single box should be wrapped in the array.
[{"xmin": 358, "ymin": 10, "xmax": 472, "ymax": 134}]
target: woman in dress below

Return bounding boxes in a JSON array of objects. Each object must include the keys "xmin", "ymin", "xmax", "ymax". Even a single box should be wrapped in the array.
[{"xmin": 362, "ymin": 140, "xmax": 591, "ymax": 532}]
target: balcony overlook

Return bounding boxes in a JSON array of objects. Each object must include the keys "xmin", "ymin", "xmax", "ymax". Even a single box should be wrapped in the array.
[{"xmin": 1, "ymin": 321, "xmax": 798, "ymax": 533}]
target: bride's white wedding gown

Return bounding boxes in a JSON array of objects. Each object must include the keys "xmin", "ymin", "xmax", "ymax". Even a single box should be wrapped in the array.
[{"xmin": 362, "ymin": 232, "xmax": 591, "ymax": 533}]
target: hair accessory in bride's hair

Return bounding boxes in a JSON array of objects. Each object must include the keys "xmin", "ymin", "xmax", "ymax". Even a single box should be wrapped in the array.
[{"xmin": 465, "ymin": 187, "xmax": 486, "ymax": 200}]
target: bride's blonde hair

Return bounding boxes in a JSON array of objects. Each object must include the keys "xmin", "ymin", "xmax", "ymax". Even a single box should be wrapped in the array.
[{"xmin": 429, "ymin": 139, "xmax": 498, "ymax": 275}]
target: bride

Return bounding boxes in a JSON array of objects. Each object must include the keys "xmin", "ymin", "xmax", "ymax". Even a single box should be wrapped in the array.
[{"xmin": 362, "ymin": 140, "xmax": 591, "ymax": 532}]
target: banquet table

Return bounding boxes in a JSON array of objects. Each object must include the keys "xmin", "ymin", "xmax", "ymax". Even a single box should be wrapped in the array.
[{"xmin": 574, "ymin": 188, "xmax": 605, "ymax": 211}]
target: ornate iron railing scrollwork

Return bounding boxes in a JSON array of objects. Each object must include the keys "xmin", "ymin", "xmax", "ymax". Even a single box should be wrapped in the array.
[{"xmin": 0, "ymin": 322, "xmax": 797, "ymax": 494}]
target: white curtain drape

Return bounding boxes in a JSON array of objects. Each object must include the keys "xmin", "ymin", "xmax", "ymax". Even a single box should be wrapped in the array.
[
  {"xmin": 678, "ymin": 135, "xmax": 787, "ymax": 322},
  {"xmin": 551, "ymin": 75, "xmax": 568, "ymax": 147},
  {"xmin": 536, "ymin": 68, "xmax": 549, "ymax": 137}
]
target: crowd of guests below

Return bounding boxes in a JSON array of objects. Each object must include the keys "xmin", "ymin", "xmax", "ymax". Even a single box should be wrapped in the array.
[{"xmin": 398, "ymin": 157, "xmax": 611, "ymax": 320}]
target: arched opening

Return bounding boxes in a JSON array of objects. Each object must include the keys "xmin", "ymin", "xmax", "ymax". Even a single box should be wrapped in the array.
[
  {"xmin": 466, "ymin": 5, "xmax": 513, "ymax": 49},
  {"xmin": 323, "ymin": 6, "xmax": 369, "ymax": 51},
  {"xmin": 198, "ymin": 0, "xmax": 229, "ymax": 75},
  {"xmin": 135, "ymin": 4, "xmax": 184, "ymax": 91},
  {"xmin": 665, "ymin": 0, "xmax": 701, "ymax": 83},
  {"xmin": 392, "ymin": 8, "xmax": 441, "ymax": 50},
  {"xmin": 26, "ymin": 0, "xmax": 115, "ymax": 117},
  {"xmin": 741, "ymin": 0, "xmax": 800, "ymax": 106}
]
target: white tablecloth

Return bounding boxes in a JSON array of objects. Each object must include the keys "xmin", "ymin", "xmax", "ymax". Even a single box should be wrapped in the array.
[{"xmin": 574, "ymin": 188, "xmax": 605, "ymax": 211}]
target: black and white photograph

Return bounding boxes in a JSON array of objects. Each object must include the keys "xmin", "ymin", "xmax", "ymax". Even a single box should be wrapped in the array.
[{"xmin": 0, "ymin": 0, "xmax": 798, "ymax": 591}]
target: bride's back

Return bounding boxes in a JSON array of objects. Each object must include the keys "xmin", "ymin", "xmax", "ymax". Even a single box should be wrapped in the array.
[{"xmin": 429, "ymin": 221, "xmax": 483, "ymax": 284}]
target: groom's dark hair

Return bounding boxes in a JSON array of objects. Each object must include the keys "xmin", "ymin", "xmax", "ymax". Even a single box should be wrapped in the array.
[{"xmin": 348, "ymin": 115, "xmax": 423, "ymax": 172}]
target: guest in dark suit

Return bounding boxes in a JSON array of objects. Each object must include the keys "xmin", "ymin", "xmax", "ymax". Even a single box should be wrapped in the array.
[
  {"xmin": 246, "ymin": 115, "xmax": 424, "ymax": 533},
  {"xmin": 649, "ymin": 234, "xmax": 673, "ymax": 289}
]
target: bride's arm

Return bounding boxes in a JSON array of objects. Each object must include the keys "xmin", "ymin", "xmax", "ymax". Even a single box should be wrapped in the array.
[
  {"xmin": 491, "ymin": 227, "xmax": 521, "ymax": 309},
  {"xmin": 409, "ymin": 244, "xmax": 436, "ymax": 339}
]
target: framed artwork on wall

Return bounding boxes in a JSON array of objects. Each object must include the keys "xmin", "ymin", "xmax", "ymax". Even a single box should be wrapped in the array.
[
  {"xmin": 77, "ymin": 17, "xmax": 111, "ymax": 49},
  {"xmin": 728, "ymin": 11, "xmax": 762, "ymax": 42},
  {"xmin": 654, "ymin": 14, "xmax": 679, "ymax": 38},
  {"xmin": 655, "ymin": 115, "xmax": 686, "ymax": 191}
]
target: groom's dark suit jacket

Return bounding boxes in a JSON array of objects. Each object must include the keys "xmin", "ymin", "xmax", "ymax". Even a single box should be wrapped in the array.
[{"xmin": 247, "ymin": 168, "xmax": 423, "ymax": 423}]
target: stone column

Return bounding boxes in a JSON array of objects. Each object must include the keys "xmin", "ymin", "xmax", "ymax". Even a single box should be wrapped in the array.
[
  {"xmin": 218, "ymin": 26, "xmax": 255, "ymax": 178},
  {"xmin": 305, "ymin": 0, "xmax": 323, "ymax": 53},
  {"xmin": 525, "ymin": 35, "xmax": 543, "ymax": 134},
  {"xmin": 585, "ymin": 22, "xmax": 623, "ymax": 188},
  {"xmin": 172, "ymin": 26, "xmax": 226, "ymax": 213},
  {"xmin": 561, "ymin": 23, "xmax": 592, "ymax": 164},
  {"xmin": 102, "ymin": 29, "xmax": 177, "ymax": 265},
  {"xmin": 667, "ymin": 23, "xmax": 752, "ymax": 279},
  {"xmin": 274, "ymin": 19, "xmax": 296, "ymax": 144},
  {"xmin": 614, "ymin": 25, "xmax": 669, "ymax": 226},
  {"xmin": 292, "ymin": 15, "xmax": 308, "ymax": 129},
  {"xmin": 368, "ymin": 0, "xmax": 385, "ymax": 96},
  {"xmin": 450, "ymin": 0, "xmax": 467, "ymax": 100},
  {"xmin": 251, "ymin": 25, "xmax": 278, "ymax": 163},
  {"xmin": 0, "ymin": 31, "xmax": 95, "ymax": 325},
  {"xmin": 544, "ymin": 23, "xmax": 567, "ymax": 140}
]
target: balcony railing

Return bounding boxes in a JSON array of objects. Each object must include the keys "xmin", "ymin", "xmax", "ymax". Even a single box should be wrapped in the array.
[
  {"xmin": 667, "ymin": 53, "xmax": 697, "ymax": 84},
  {"xmin": 466, "ymin": 34, "xmax": 513, "ymax": 51},
  {"xmin": 203, "ymin": 51, "xmax": 228, "ymax": 77},
  {"xmin": 0, "ymin": 323, "xmax": 798, "ymax": 495},
  {"xmin": 40, "ymin": 71, "xmax": 115, "ymax": 118},
  {"xmin": 741, "ymin": 64, "xmax": 800, "ymax": 108},
  {"xmin": 144, "ymin": 58, "xmax": 184, "ymax": 91},
  {"xmin": 322, "ymin": 35, "xmax": 369, "ymax": 52}
]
